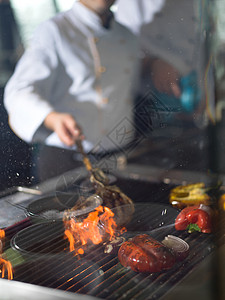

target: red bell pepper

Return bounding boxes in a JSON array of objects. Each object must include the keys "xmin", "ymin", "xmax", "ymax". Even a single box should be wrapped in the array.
[
  {"xmin": 175, "ymin": 205, "xmax": 212, "ymax": 233},
  {"xmin": 118, "ymin": 234, "xmax": 175, "ymax": 273}
]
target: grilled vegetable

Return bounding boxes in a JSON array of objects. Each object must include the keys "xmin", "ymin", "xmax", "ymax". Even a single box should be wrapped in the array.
[
  {"xmin": 175, "ymin": 205, "xmax": 212, "ymax": 233},
  {"xmin": 162, "ymin": 235, "xmax": 189, "ymax": 261},
  {"xmin": 104, "ymin": 236, "xmax": 126, "ymax": 254},
  {"xmin": 118, "ymin": 234, "xmax": 175, "ymax": 273},
  {"xmin": 169, "ymin": 183, "xmax": 211, "ymax": 209}
]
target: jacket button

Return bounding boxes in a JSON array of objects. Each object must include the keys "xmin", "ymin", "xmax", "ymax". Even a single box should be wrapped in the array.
[
  {"xmin": 99, "ymin": 66, "xmax": 106, "ymax": 73},
  {"xmin": 102, "ymin": 97, "xmax": 109, "ymax": 104}
]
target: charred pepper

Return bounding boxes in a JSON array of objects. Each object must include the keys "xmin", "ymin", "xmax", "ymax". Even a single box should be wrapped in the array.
[{"xmin": 175, "ymin": 205, "xmax": 212, "ymax": 233}]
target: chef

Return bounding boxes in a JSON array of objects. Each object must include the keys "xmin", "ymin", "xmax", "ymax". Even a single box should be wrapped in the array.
[{"xmin": 4, "ymin": 0, "xmax": 139, "ymax": 181}]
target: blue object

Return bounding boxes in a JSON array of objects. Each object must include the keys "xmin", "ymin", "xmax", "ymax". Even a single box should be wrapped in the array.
[
  {"xmin": 180, "ymin": 71, "xmax": 201, "ymax": 112},
  {"xmin": 150, "ymin": 70, "xmax": 201, "ymax": 115},
  {"xmin": 144, "ymin": 70, "xmax": 201, "ymax": 127}
]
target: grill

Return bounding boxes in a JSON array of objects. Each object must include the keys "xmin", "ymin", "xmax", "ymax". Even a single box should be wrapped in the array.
[
  {"xmin": 13, "ymin": 231, "xmax": 212, "ymax": 300},
  {"xmin": 4, "ymin": 177, "xmax": 216, "ymax": 300}
]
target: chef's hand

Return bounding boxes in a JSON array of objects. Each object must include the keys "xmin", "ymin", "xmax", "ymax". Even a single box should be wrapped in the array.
[
  {"xmin": 44, "ymin": 111, "xmax": 84, "ymax": 146},
  {"xmin": 150, "ymin": 58, "xmax": 181, "ymax": 99}
]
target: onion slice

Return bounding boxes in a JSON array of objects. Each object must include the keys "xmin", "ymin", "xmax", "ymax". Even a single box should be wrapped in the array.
[
  {"xmin": 199, "ymin": 204, "xmax": 212, "ymax": 215},
  {"xmin": 162, "ymin": 235, "xmax": 189, "ymax": 261},
  {"xmin": 103, "ymin": 236, "xmax": 126, "ymax": 254}
]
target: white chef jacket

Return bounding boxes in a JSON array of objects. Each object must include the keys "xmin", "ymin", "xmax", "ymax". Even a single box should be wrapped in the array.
[{"xmin": 4, "ymin": 1, "xmax": 138, "ymax": 152}]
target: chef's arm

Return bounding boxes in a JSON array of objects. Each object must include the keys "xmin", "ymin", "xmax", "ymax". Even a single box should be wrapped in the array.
[
  {"xmin": 44, "ymin": 112, "xmax": 84, "ymax": 147},
  {"xmin": 4, "ymin": 21, "xmax": 68, "ymax": 144}
]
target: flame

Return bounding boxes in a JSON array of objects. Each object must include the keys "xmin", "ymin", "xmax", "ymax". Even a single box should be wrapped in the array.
[
  {"xmin": 0, "ymin": 258, "xmax": 13, "ymax": 280},
  {"xmin": 0, "ymin": 229, "xmax": 13, "ymax": 280},
  {"xmin": 64, "ymin": 229, "xmax": 75, "ymax": 252},
  {"xmin": 64, "ymin": 205, "xmax": 125, "ymax": 256},
  {"xmin": 0, "ymin": 229, "xmax": 5, "ymax": 239}
]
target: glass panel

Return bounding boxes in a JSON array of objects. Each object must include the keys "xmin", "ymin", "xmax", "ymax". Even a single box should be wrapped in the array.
[{"xmin": 0, "ymin": 1, "xmax": 224, "ymax": 299}]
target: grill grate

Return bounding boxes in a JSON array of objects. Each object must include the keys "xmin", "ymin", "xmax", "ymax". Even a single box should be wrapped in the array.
[
  {"xmin": 12, "ymin": 228, "xmax": 214, "ymax": 300},
  {"xmin": 9, "ymin": 180, "xmax": 216, "ymax": 299}
]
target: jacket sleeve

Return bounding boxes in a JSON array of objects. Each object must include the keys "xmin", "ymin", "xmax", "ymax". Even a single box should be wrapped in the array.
[{"xmin": 4, "ymin": 20, "xmax": 59, "ymax": 143}]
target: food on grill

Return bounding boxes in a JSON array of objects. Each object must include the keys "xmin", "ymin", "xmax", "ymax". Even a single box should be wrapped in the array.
[
  {"xmin": 118, "ymin": 234, "xmax": 175, "ymax": 273},
  {"xmin": 92, "ymin": 183, "xmax": 135, "ymax": 227},
  {"xmin": 64, "ymin": 204, "xmax": 127, "ymax": 256},
  {"xmin": 68, "ymin": 172, "xmax": 134, "ymax": 227},
  {"xmin": 175, "ymin": 205, "xmax": 212, "ymax": 233},
  {"xmin": 74, "ymin": 139, "xmax": 135, "ymax": 227},
  {"xmin": 64, "ymin": 186, "xmax": 134, "ymax": 228},
  {"xmin": 103, "ymin": 236, "xmax": 126, "ymax": 254},
  {"xmin": 169, "ymin": 183, "xmax": 211, "ymax": 209},
  {"xmin": 162, "ymin": 235, "xmax": 189, "ymax": 261},
  {"xmin": 88, "ymin": 161, "xmax": 134, "ymax": 227}
]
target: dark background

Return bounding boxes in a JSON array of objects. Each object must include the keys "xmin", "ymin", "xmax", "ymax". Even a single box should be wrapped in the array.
[{"xmin": 0, "ymin": 2, "xmax": 34, "ymax": 191}]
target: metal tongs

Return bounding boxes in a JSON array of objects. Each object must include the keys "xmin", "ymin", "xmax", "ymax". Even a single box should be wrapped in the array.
[{"xmin": 75, "ymin": 139, "xmax": 109, "ymax": 186}]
